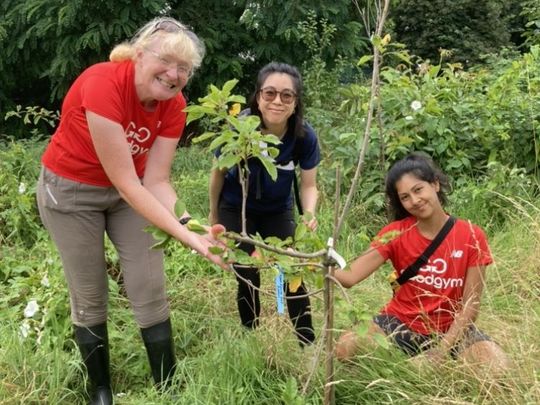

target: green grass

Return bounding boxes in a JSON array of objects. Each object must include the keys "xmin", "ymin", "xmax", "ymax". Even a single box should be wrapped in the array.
[{"xmin": 0, "ymin": 145, "xmax": 539, "ymax": 404}]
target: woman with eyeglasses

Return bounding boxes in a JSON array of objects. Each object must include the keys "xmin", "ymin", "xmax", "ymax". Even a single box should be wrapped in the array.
[
  {"xmin": 37, "ymin": 17, "xmax": 227, "ymax": 404},
  {"xmin": 208, "ymin": 62, "xmax": 320, "ymax": 346}
]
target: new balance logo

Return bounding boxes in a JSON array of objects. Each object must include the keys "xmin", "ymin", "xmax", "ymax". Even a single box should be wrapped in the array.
[{"xmin": 450, "ymin": 250, "xmax": 463, "ymax": 258}]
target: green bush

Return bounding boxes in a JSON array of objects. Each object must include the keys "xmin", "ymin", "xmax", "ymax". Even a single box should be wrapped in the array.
[
  {"xmin": 0, "ymin": 137, "xmax": 46, "ymax": 247},
  {"xmin": 308, "ymin": 45, "xmax": 540, "ymax": 223}
]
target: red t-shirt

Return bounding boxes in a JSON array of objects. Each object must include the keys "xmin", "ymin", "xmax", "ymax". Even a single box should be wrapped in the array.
[
  {"xmin": 42, "ymin": 61, "xmax": 186, "ymax": 186},
  {"xmin": 372, "ymin": 216, "xmax": 493, "ymax": 335}
]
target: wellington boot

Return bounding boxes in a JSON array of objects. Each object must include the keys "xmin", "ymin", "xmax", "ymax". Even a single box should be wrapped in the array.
[
  {"xmin": 90, "ymin": 387, "xmax": 113, "ymax": 405},
  {"xmin": 74, "ymin": 323, "xmax": 113, "ymax": 405},
  {"xmin": 141, "ymin": 318, "xmax": 176, "ymax": 388}
]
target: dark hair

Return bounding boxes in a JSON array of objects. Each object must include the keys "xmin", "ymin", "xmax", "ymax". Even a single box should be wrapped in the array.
[
  {"xmin": 385, "ymin": 152, "xmax": 450, "ymax": 220},
  {"xmin": 249, "ymin": 62, "xmax": 305, "ymax": 138}
]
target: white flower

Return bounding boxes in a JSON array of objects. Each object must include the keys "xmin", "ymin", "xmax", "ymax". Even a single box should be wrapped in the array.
[
  {"xmin": 405, "ymin": 115, "xmax": 414, "ymax": 121},
  {"xmin": 18, "ymin": 182, "xmax": 26, "ymax": 194},
  {"xmin": 24, "ymin": 300, "xmax": 39, "ymax": 318},
  {"xmin": 45, "ymin": 258, "xmax": 54, "ymax": 265},
  {"xmin": 41, "ymin": 275, "xmax": 50, "ymax": 287},
  {"xmin": 410, "ymin": 100, "xmax": 422, "ymax": 111},
  {"xmin": 20, "ymin": 321, "xmax": 31, "ymax": 338}
]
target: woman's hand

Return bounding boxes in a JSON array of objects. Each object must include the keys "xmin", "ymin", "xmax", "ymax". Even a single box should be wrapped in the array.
[
  {"xmin": 201, "ymin": 223, "xmax": 231, "ymax": 271},
  {"xmin": 303, "ymin": 215, "xmax": 318, "ymax": 231},
  {"xmin": 208, "ymin": 209, "xmax": 219, "ymax": 226}
]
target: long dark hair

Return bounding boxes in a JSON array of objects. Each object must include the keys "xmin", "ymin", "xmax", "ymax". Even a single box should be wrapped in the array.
[
  {"xmin": 249, "ymin": 62, "xmax": 305, "ymax": 138},
  {"xmin": 385, "ymin": 152, "xmax": 450, "ymax": 220}
]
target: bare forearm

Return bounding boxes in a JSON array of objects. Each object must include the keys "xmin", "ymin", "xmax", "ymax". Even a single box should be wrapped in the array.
[
  {"xmin": 334, "ymin": 248, "xmax": 386, "ymax": 289},
  {"xmin": 439, "ymin": 300, "xmax": 480, "ymax": 352},
  {"xmin": 300, "ymin": 184, "xmax": 318, "ymax": 215},
  {"xmin": 208, "ymin": 168, "xmax": 225, "ymax": 223},
  {"xmin": 143, "ymin": 179, "xmax": 179, "ymax": 216}
]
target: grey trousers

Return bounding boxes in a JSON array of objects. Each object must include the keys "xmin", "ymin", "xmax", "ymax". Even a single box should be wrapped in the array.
[{"xmin": 37, "ymin": 167, "xmax": 169, "ymax": 328}]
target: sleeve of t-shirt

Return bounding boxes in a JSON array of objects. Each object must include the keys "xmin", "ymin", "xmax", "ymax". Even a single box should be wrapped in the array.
[
  {"xmin": 370, "ymin": 222, "xmax": 400, "ymax": 261},
  {"xmin": 298, "ymin": 123, "xmax": 320, "ymax": 170},
  {"xmin": 80, "ymin": 74, "xmax": 125, "ymax": 124},
  {"xmin": 466, "ymin": 223, "xmax": 493, "ymax": 267},
  {"xmin": 158, "ymin": 95, "xmax": 186, "ymax": 139}
]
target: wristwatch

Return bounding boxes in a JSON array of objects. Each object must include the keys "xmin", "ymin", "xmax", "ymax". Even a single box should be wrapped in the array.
[{"xmin": 179, "ymin": 216, "xmax": 192, "ymax": 225}]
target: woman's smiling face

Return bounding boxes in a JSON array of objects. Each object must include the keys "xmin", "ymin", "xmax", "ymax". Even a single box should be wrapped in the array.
[
  {"xmin": 134, "ymin": 37, "xmax": 192, "ymax": 107},
  {"xmin": 257, "ymin": 72, "xmax": 297, "ymax": 133},
  {"xmin": 395, "ymin": 173, "xmax": 443, "ymax": 220}
]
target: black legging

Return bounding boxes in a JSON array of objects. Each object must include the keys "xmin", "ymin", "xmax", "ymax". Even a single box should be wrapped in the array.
[{"xmin": 218, "ymin": 200, "xmax": 315, "ymax": 345}]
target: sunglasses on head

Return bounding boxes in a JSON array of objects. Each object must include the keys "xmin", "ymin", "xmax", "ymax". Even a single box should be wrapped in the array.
[
  {"xmin": 149, "ymin": 19, "xmax": 190, "ymax": 36},
  {"xmin": 259, "ymin": 86, "xmax": 297, "ymax": 104}
]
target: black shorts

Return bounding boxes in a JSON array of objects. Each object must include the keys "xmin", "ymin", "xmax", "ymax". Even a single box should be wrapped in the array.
[{"xmin": 373, "ymin": 314, "xmax": 491, "ymax": 357}]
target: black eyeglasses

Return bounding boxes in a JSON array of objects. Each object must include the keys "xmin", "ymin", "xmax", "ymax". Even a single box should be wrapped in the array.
[{"xmin": 259, "ymin": 87, "xmax": 297, "ymax": 104}]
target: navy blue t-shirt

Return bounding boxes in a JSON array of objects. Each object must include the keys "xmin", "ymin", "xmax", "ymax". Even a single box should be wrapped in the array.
[{"xmin": 219, "ymin": 122, "xmax": 320, "ymax": 214}]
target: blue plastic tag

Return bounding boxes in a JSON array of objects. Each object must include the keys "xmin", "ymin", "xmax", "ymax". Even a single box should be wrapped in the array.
[{"xmin": 275, "ymin": 265, "xmax": 285, "ymax": 315}]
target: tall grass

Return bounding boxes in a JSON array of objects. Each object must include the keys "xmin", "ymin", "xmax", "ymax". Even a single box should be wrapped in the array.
[{"xmin": 0, "ymin": 145, "xmax": 538, "ymax": 404}]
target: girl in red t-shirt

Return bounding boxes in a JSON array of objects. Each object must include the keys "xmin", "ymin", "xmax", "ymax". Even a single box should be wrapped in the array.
[{"xmin": 334, "ymin": 153, "xmax": 509, "ymax": 373}]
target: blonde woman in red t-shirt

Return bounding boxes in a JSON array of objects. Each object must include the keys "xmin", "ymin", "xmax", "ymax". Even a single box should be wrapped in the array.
[
  {"xmin": 37, "ymin": 17, "xmax": 227, "ymax": 404},
  {"xmin": 334, "ymin": 153, "xmax": 509, "ymax": 373}
]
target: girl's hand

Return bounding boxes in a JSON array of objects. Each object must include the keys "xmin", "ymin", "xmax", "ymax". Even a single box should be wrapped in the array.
[{"xmin": 423, "ymin": 347, "xmax": 447, "ymax": 365}]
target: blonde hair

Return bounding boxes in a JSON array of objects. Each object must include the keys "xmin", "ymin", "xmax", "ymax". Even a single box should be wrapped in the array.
[{"xmin": 109, "ymin": 17, "xmax": 205, "ymax": 71}]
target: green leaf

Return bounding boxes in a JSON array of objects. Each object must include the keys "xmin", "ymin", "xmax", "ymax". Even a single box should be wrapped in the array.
[
  {"xmin": 174, "ymin": 200, "xmax": 186, "ymax": 218},
  {"xmin": 217, "ymin": 154, "xmax": 241, "ymax": 170},
  {"xmin": 208, "ymin": 246, "xmax": 225, "ymax": 255},
  {"xmin": 186, "ymin": 219, "xmax": 207, "ymax": 234},
  {"xmin": 258, "ymin": 156, "xmax": 277, "ymax": 180},
  {"xmin": 294, "ymin": 222, "xmax": 307, "ymax": 242},
  {"xmin": 356, "ymin": 322, "xmax": 369, "ymax": 336},
  {"xmin": 357, "ymin": 55, "xmax": 373, "ymax": 66},
  {"xmin": 192, "ymin": 131, "xmax": 217, "ymax": 144},
  {"xmin": 222, "ymin": 79, "xmax": 239, "ymax": 95},
  {"xmin": 373, "ymin": 333, "xmax": 390, "ymax": 349},
  {"xmin": 228, "ymin": 95, "xmax": 246, "ymax": 104},
  {"xmin": 151, "ymin": 235, "xmax": 171, "ymax": 250}
]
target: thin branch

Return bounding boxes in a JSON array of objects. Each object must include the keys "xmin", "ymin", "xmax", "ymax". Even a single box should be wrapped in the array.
[
  {"xmin": 334, "ymin": 0, "xmax": 391, "ymax": 240},
  {"xmin": 223, "ymin": 231, "xmax": 327, "ymax": 259},
  {"xmin": 326, "ymin": 274, "xmax": 352, "ymax": 305},
  {"xmin": 238, "ymin": 162, "xmax": 249, "ymax": 236}
]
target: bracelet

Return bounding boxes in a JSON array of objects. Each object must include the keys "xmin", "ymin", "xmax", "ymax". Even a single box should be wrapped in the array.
[{"xmin": 179, "ymin": 216, "xmax": 192, "ymax": 225}]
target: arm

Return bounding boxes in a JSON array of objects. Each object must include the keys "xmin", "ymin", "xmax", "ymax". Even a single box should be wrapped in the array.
[
  {"xmin": 436, "ymin": 265, "xmax": 486, "ymax": 354},
  {"xmin": 86, "ymin": 111, "xmax": 225, "ymax": 267},
  {"xmin": 299, "ymin": 167, "xmax": 318, "ymax": 230},
  {"xmin": 334, "ymin": 247, "xmax": 386, "ymax": 288},
  {"xmin": 208, "ymin": 161, "xmax": 226, "ymax": 225},
  {"xmin": 142, "ymin": 134, "xmax": 181, "ymax": 214}
]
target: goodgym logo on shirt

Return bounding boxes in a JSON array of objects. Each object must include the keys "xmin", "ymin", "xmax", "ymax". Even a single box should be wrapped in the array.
[
  {"xmin": 125, "ymin": 122, "xmax": 151, "ymax": 156},
  {"xmin": 410, "ymin": 257, "xmax": 464, "ymax": 290}
]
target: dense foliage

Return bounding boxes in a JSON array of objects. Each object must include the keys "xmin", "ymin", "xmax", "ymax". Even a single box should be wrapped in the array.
[
  {"xmin": 522, "ymin": 0, "xmax": 540, "ymax": 47},
  {"xmin": 0, "ymin": 0, "xmax": 168, "ymax": 134},
  {"xmin": 0, "ymin": 0, "xmax": 366, "ymax": 138},
  {"xmin": 305, "ymin": 45, "xmax": 540, "ymax": 222},
  {"xmin": 392, "ymin": 0, "xmax": 524, "ymax": 65}
]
